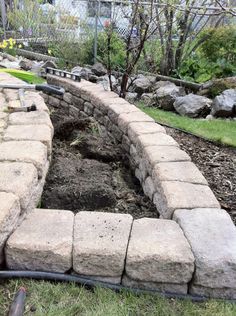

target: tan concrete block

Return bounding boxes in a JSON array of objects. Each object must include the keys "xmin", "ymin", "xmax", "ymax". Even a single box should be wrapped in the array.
[
  {"xmin": 0, "ymin": 120, "xmax": 6, "ymax": 129},
  {"xmin": 143, "ymin": 146, "xmax": 191, "ymax": 174},
  {"xmin": 9, "ymin": 111, "xmax": 53, "ymax": 130},
  {"xmin": 73, "ymin": 211, "xmax": 133, "ymax": 281},
  {"xmin": 153, "ymin": 181, "xmax": 220, "ymax": 218},
  {"xmin": 0, "ymin": 141, "xmax": 48, "ymax": 178},
  {"xmin": 0, "ymin": 112, "xmax": 8, "ymax": 120},
  {"xmin": 6, "ymin": 209, "xmax": 74, "ymax": 272},
  {"xmin": 0, "ymin": 192, "xmax": 20, "ymax": 264},
  {"xmin": 122, "ymin": 275, "xmax": 188, "ymax": 294},
  {"xmin": 125, "ymin": 218, "xmax": 194, "ymax": 284},
  {"xmin": 0, "ymin": 162, "xmax": 38, "ymax": 211},
  {"xmin": 152, "ymin": 162, "xmax": 208, "ymax": 185},
  {"xmin": 4, "ymin": 89, "xmax": 18, "ymax": 101},
  {"xmin": 3, "ymin": 125, "xmax": 52, "ymax": 154},
  {"xmin": 24, "ymin": 91, "xmax": 49, "ymax": 113},
  {"xmin": 128, "ymin": 122, "xmax": 166, "ymax": 144},
  {"xmin": 118, "ymin": 111, "xmax": 155, "ymax": 134},
  {"xmin": 143, "ymin": 176, "xmax": 155, "ymax": 200},
  {"xmin": 136, "ymin": 133, "xmax": 179, "ymax": 155},
  {"xmin": 107, "ymin": 102, "xmax": 139, "ymax": 124},
  {"xmin": 174, "ymin": 208, "xmax": 236, "ymax": 298}
]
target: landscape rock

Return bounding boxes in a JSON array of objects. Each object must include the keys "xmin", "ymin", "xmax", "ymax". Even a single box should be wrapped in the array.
[
  {"xmin": 174, "ymin": 208, "xmax": 236, "ymax": 299},
  {"xmin": 174, "ymin": 94, "xmax": 212, "ymax": 118},
  {"xmin": 132, "ymin": 76, "xmax": 153, "ymax": 94},
  {"xmin": 19, "ymin": 59, "xmax": 34, "ymax": 71},
  {"xmin": 97, "ymin": 75, "xmax": 117, "ymax": 90},
  {"xmin": 91, "ymin": 63, "xmax": 107, "ymax": 76},
  {"xmin": 211, "ymin": 89, "xmax": 236, "ymax": 117},
  {"xmin": 0, "ymin": 59, "xmax": 20, "ymax": 69},
  {"xmin": 6, "ymin": 209, "xmax": 74, "ymax": 272},
  {"xmin": 41, "ymin": 60, "xmax": 57, "ymax": 70},
  {"xmin": 73, "ymin": 211, "xmax": 133, "ymax": 283},
  {"xmin": 126, "ymin": 92, "xmax": 138, "ymax": 103},
  {"xmin": 140, "ymin": 93, "xmax": 155, "ymax": 105},
  {"xmin": 125, "ymin": 218, "xmax": 194, "ymax": 285},
  {"xmin": 155, "ymin": 83, "xmax": 185, "ymax": 111}
]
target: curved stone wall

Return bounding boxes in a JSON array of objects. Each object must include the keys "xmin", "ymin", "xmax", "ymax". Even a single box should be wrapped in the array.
[{"xmin": 0, "ymin": 73, "xmax": 236, "ymax": 299}]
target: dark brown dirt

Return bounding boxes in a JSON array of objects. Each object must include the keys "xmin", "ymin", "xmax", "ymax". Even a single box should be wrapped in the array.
[
  {"xmin": 41, "ymin": 111, "xmax": 158, "ymax": 219},
  {"xmin": 165, "ymin": 127, "xmax": 236, "ymax": 225}
]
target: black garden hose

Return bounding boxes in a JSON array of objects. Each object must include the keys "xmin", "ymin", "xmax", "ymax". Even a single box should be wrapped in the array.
[{"xmin": 0, "ymin": 270, "xmax": 235, "ymax": 303}]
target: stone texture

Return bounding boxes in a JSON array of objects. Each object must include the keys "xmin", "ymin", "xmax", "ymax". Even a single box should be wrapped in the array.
[
  {"xmin": 130, "ymin": 144, "xmax": 140, "ymax": 166},
  {"xmin": 153, "ymin": 181, "xmax": 220, "ymax": 218},
  {"xmin": 143, "ymin": 146, "xmax": 191, "ymax": 174},
  {"xmin": 63, "ymin": 92, "xmax": 73, "ymax": 104},
  {"xmin": 8, "ymin": 111, "xmax": 53, "ymax": 130},
  {"xmin": 118, "ymin": 111, "xmax": 155, "ymax": 134},
  {"xmin": 143, "ymin": 176, "xmax": 155, "ymax": 200},
  {"xmin": 211, "ymin": 89, "xmax": 236, "ymax": 117},
  {"xmin": 73, "ymin": 211, "xmax": 133, "ymax": 282},
  {"xmin": 122, "ymin": 275, "xmax": 188, "ymax": 294},
  {"xmin": 136, "ymin": 133, "xmax": 178, "ymax": 155},
  {"xmin": 6, "ymin": 209, "xmax": 74, "ymax": 272},
  {"xmin": 84, "ymin": 102, "xmax": 94, "ymax": 115},
  {"xmin": 125, "ymin": 218, "xmax": 194, "ymax": 285},
  {"xmin": 107, "ymin": 102, "xmax": 138, "ymax": 124},
  {"xmin": 0, "ymin": 141, "xmax": 48, "ymax": 178},
  {"xmin": 174, "ymin": 94, "xmax": 212, "ymax": 118},
  {"xmin": 128, "ymin": 122, "xmax": 166, "ymax": 145},
  {"xmin": 0, "ymin": 162, "xmax": 38, "ymax": 211},
  {"xmin": 155, "ymin": 83, "xmax": 185, "ymax": 111},
  {"xmin": 3, "ymin": 125, "xmax": 52, "ymax": 153},
  {"xmin": 152, "ymin": 162, "xmax": 208, "ymax": 185},
  {"xmin": 174, "ymin": 208, "xmax": 236, "ymax": 299},
  {"xmin": 24, "ymin": 91, "xmax": 49, "ymax": 113},
  {"xmin": 0, "ymin": 192, "xmax": 20, "ymax": 264}
]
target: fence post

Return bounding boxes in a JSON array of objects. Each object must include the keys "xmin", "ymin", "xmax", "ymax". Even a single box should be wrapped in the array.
[
  {"xmin": 0, "ymin": 0, "xmax": 6, "ymax": 39},
  {"xmin": 93, "ymin": 0, "xmax": 98, "ymax": 63}
]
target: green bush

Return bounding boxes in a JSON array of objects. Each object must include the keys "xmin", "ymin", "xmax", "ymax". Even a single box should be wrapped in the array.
[{"xmin": 179, "ymin": 26, "xmax": 236, "ymax": 83}]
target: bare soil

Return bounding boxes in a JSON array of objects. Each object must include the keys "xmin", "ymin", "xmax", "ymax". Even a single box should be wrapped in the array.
[
  {"xmin": 165, "ymin": 127, "xmax": 236, "ymax": 225},
  {"xmin": 41, "ymin": 110, "xmax": 157, "ymax": 219}
]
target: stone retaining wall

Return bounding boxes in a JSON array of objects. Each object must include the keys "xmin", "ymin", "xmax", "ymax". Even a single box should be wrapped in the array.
[{"xmin": 0, "ymin": 73, "xmax": 236, "ymax": 299}]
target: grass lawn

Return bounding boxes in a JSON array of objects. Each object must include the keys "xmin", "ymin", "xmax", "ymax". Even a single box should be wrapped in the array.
[
  {"xmin": 0, "ymin": 279, "xmax": 235, "ymax": 316},
  {"xmin": 0, "ymin": 69, "xmax": 45, "ymax": 84},
  {"xmin": 138, "ymin": 103, "xmax": 236, "ymax": 147}
]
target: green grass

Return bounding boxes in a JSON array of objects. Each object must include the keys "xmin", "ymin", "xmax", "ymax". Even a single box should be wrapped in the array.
[
  {"xmin": 0, "ymin": 69, "xmax": 45, "ymax": 84},
  {"xmin": 0, "ymin": 280, "xmax": 236, "ymax": 316},
  {"xmin": 138, "ymin": 103, "xmax": 236, "ymax": 147}
]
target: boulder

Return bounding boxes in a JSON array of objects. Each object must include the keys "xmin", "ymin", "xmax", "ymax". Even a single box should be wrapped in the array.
[
  {"xmin": 41, "ymin": 60, "xmax": 57, "ymax": 69},
  {"xmin": 19, "ymin": 59, "xmax": 34, "ymax": 71},
  {"xmin": 132, "ymin": 76, "xmax": 153, "ymax": 94},
  {"xmin": 126, "ymin": 92, "xmax": 138, "ymax": 103},
  {"xmin": 71, "ymin": 66, "xmax": 83, "ymax": 74},
  {"xmin": 211, "ymin": 89, "xmax": 236, "ymax": 117},
  {"xmin": 91, "ymin": 63, "xmax": 107, "ymax": 76},
  {"xmin": 174, "ymin": 94, "xmax": 212, "ymax": 118},
  {"xmin": 140, "ymin": 93, "xmax": 155, "ymax": 106},
  {"xmin": 97, "ymin": 75, "xmax": 117, "ymax": 91},
  {"xmin": 153, "ymin": 80, "xmax": 173, "ymax": 91},
  {"xmin": 155, "ymin": 83, "xmax": 185, "ymax": 111},
  {"xmin": 0, "ymin": 59, "xmax": 20, "ymax": 69}
]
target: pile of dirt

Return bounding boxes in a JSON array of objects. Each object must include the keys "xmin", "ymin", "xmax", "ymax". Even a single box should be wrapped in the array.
[
  {"xmin": 165, "ymin": 127, "xmax": 236, "ymax": 224},
  {"xmin": 41, "ymin": 112, "xmax": 157, "ymax": 219}
]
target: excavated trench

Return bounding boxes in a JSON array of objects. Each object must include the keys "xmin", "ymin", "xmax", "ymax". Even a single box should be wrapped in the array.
[{"xmin": 41, "ymin": 105, "xmax": 157, "ymax": 219}]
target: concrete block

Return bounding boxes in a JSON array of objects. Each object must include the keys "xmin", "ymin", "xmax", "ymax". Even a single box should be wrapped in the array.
[
  {"xmin": 6, "ymin": 209, "xmax": 74, "ymax": 272},
  {"xmin": 118, "ymin": 111, "xmax": 155, "ymax": 134},
  {"xmin": 0, "ymin": 162, "xmax": 38, "ymax": 211},
  {"xmin": 0, "ymin": 192, "xmax": 20, "ymax": 264},
  {"xmin": 125, "ymin": 218, "xmax": 194, "ymax": 284},
  {"xmin": 128, "ymin": 122, "xmax": 166, "ymax": 144},
  {"xmin": 73, "ymin": 211, "xmax": 133, "ymax": 282},
  {"xmin": 153, "ymin": 181, "xmax": 220, "ymax": 219},
  {"xmin": 107, "ymin": 102, "xmax": 138, "ymax": 124},
  {"xmin": 174, "ymin": 208, "xmax": 236, "ymax": 299},
  {"xmin": 0, "ymin": 141, "xmax": 48, "ymax": 178},
  {"xmin": 9, "ymin": 111, "xmax": 53, "ymax": 130},
  {"xmin": 3, "ymin": 125, "xmax": 52, "ymax": 154}
]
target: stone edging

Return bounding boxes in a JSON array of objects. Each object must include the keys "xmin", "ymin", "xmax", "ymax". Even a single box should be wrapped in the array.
[{"xmin": 0, "ymin": 73, "xmax": 236, "ymax": 299}]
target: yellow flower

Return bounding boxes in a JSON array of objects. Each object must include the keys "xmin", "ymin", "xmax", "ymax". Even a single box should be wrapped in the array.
[
  {"xmin": 18, "ymin": 44, "xmax": 22, "ymax": 48},
  {"xmin": 48, "ymin": 49, "xmax": 52, "ymax": 55}
]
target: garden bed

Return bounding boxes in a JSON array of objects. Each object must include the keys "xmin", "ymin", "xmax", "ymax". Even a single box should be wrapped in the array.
[
  {"xmin": 41, "ymin": 106, "xmax": 157, "ymax": 219},
  {"xmin": 165, "ymin": 127, "xmax": 236, "ymax": 224}
]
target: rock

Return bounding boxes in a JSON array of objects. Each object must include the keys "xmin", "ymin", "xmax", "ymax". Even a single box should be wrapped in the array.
[
  {"xmin": 153, "ymin": 80, "xmax": 173, "ymax": 90},
  {"xmin": 140, "ymin": 93, "xmax": 155, "ymax": 105},
  {"xmin": 71, "ymin": 66, "xmax": 83, "ymax": 74},
  {"xmin": 174, "ymin": 94, "xmax": 212, "ymax": 118},
  {"xmin": 97, "ymin": 75, "xmax": 117, "ymax": 91},
  {"xmin": 127, "ymin": 122, "xmax": 166, "ymax": 145},
  {"xmin": 205, "ymin": 114, "xmax": 214, "ymax": 120},
  {"xmin": 30, "ymin": 61, "xmax": 44, "ymax": 76},
  {"xmin": 91, "ymin": 63, "xmax": 107, "ymax": 76},
  {"xmin": 0, "ymin": 192, "xmax": 20, "ymax": 264},
  {"xmin": 0, "ymin": 59, "xmax": 20, "ymax": 69},
  {"xmin": 6, "ymin": 209, "xmax": 74, "ymax": 272},
  {"xmin": 19, "ymin": 59, "xmax": 34, "ymax": 71},
  {"xmin": 155, "ymin": 83, "xmax": 185, "ymax": 111},
  {"xmin": 41, "ymin": 60, "xmax": 57, "ymax": 69},
  {"xmin": 132, "ymin": 76, "xmax": 153, "ymax": 94},
  {"xmin": 174, "ymin": 208, "xmax": 236, "ymax": 299},
  {"xmin": 125, "ymin": 92, "xmax": 138, "ymax": 103},
  {"xmin": 88, "ymin": 74, "xmax": 98, "ymax": 83},
  {"xmin": 117, "ymin": 111, "xmax": 155, "ymax": 134},
  {"xmin": 125, "ymin": 218, "xmax": 194, "ymax": 285},
  {"xmin": 73, "ymin": 211, "xmax": 133, "ymax": 283},
  {"xmin": 81, "ymin": 68, "xmax": 93, "ymax": 80},
  {"xmin": 211, "ymin": 89, "xmax": 236, "ymax": 117}
]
